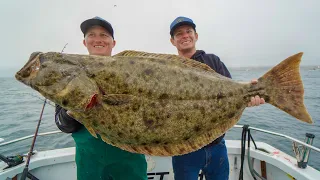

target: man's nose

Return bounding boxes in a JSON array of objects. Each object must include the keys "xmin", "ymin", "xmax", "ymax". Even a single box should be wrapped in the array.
[
  {"xmin": 93, "ymin": 36, "xmax": 103, "ymax": 42},
  {"xmin": 181, "ymin": 32, "xmax": 189, "ymax": 38}
]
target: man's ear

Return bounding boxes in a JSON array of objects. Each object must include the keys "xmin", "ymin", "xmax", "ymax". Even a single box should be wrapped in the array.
[
  {"xmin": 170, "ymin": 37, "xmax": 176, "ymax": 47},
  {"xmin": 83, "ymin": 39, "xmax": 87, "ymax": 47},
  {"xmin": 195, "ymin": 32, "xmax": 198, "ymax": 42},
  {"xmin": 112, "ymin": 40, "xmax": 116, "ymax": 48}
]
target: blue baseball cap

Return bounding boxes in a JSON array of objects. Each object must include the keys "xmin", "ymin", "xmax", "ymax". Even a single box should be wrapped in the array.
[
  {"xmin": 80, "ymin": 16, "xmax": 114, "ymax": 39},
  {"xmin": 170, "ymin": 16, "xmax": 196, "ymax": 36}
]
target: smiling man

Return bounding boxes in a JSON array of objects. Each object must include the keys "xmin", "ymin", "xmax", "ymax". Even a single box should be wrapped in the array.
[
  {"xmin": 169, "ymin": 16, "xmax": 264, "ymax": 180},
  {"xmin": 55, "ymin": 16, "xmax": 147, "ymax": 180},
  {"xmin": 169, "ymin": 16, "xmax": 231, "ymax": 180},
  {"xmin": 81, "ymin": 18, "xmax": 116, "ymax": 56}
]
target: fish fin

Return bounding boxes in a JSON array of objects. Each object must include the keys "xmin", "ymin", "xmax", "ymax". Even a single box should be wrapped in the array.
[
  {"xmin": 84, "ymin": 125, "xmax": 98, "ymax": 138},
  {"xmin": 85, "ymin": 93, "xmax": 99, "ymax": 110},
  {"xmin": 100, "ymin": 135, "xmax": 109, "ymax": 143},
  {"xmin": 100, "ymin": 135, "xmax": 115, "ymax": 146},
  {"xmin": 112, "ymin": 50, "xmax": 135, "ymax": 57},
  {"xmin": 113, "ymin": 50, "xmax": 215, "ymax": 72},
  {"xmin": 110, "ymin": 112, "xmax": 243, "ymax": 156},
  {"xmin": 258, "ymin": 52, "xmax": 312, "ymax": 123},
  {"xmin": 102, "ymin": 94, "xmax": 133, "ymax": 105}
]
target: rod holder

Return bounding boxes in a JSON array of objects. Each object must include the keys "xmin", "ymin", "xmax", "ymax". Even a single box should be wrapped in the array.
[{"xmin": 292, "ymin": 133, "xmax": 315, "ymax": 168}]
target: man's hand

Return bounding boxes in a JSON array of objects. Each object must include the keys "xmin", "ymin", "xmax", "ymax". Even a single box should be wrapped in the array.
[{"xmin": 247, "ymin": 79, "xmax": 265, "ymax": 107}]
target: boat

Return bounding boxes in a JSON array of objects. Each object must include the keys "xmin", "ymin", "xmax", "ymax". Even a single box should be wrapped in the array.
[{"xmin": 1, "ymin": 125, "xmax": 319, "ymax": 180}]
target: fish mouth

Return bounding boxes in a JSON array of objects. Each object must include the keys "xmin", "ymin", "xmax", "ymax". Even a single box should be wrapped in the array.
[{"xmin": 15, "ymin": 52, "xmax": 42, "ymax": 85}]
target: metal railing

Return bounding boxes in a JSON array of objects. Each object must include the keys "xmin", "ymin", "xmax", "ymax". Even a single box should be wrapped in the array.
[
  {"xmin": 234, "ymin": 124, "xmax": 319, "ymax": 169},
  {"xmin": 0, "ymin": 131, "xmax": 62, "ymax": 147},
  {"xmin": 234, "ymin": 125, "xmax": 320, "ymax": 153}
]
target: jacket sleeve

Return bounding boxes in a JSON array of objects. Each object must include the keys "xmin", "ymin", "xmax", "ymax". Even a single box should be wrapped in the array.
[
  {"xmin": 214, "ymin": 55, "xmax": 232, "ymax": 78},
  {"xmin": 195, "ymin": 52, "xmax": 232, "ymax": 79},
  {"xmin": 217, "ymin": 59, "xmax": 232, "ymax": 79},
  {"xmin": 55, "ymin": 104, "xmax": 82, "ymax": 133}
]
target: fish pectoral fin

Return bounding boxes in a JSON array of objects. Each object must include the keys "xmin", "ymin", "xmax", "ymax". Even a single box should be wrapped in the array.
[
  {"xmin": 102, "ymin": 94, "xmax": 133, "ymax": 105},
  {"xmin": 84, "ymin": 125, "xmax": 98, "ymax": 138}
]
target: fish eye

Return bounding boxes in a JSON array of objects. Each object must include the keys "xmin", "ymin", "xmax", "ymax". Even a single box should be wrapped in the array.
[{"xmin": 31, "ymin": 64, "xmax": 39, "ymax": 71}]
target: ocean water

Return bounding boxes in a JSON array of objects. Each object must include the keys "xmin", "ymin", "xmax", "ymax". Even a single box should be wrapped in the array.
[{"xmin": 0, "ymin": 67, "xmax": 319, "ymax": 170}]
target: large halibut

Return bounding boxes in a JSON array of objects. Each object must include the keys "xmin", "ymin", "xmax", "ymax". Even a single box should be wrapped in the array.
[{"xmin": 15, "ymin": 50, "xmax": 312, "ymax": 156}]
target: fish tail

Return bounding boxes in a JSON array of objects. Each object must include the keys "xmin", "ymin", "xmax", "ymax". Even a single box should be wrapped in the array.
[{"xmin": 258, "ymin": 52, "xmax": 312, "ymax": 123}]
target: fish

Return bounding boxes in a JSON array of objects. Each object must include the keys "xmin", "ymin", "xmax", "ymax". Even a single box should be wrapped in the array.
[{"xmin": 15, "ymin": 50, "xmax": 312, "ymax": 156}]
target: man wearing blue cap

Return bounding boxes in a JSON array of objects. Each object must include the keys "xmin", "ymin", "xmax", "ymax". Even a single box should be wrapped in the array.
[
  {"xmin": 169, "ymin": 16, "xmax": 265, "ymax": 180},
  {"xmin": 55, "ymin": 16, "xmax": 147, "ymax": 180}
]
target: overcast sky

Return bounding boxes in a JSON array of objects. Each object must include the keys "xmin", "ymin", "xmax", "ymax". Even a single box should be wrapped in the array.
[{"xmin": 0, "ymin": 0, "xmax": 319, "ymax": 77}]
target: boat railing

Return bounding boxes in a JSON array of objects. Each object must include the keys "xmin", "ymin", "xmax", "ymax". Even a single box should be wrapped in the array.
[
  {"xmin": 234, "ymin": 124, "xmax": 319, "ymax": 169},
  {"xmin": 234, "ymin": 125, "xmax": 320, "ymax": 153},
  {"xmin": 0, "ymin": 125, "xmax": 319, "ymax": 169},
  {"xmin": 0, "ymin": 131, "xmax": 62, "ymax": 147}
]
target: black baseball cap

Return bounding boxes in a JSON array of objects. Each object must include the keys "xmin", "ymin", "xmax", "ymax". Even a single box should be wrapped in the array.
[{"xmin": 80, "ymin": 16, "xmax": 114, "ymax": 39}]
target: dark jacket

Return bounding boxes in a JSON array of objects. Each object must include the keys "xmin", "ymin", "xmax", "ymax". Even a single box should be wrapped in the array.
[
  {"xmin": 191, "ymin": 50, "xmax": 232, "ymax": 79},
  {"xmin": 55, "ymin": 105, "xmax": 82, "ymax": 133},
  {"xmin": 190, "ymin": 50, "xmax": 232, "ymax": 146}
]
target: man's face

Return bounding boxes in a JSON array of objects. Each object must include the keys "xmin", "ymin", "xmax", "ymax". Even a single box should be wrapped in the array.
[
  {"xmin": 170, "ymin": 25, "xmax": 198, "ymax": 52},
  {"xmin": 83, "ymin": 26, "xmax": 116, "ymax": 56}
]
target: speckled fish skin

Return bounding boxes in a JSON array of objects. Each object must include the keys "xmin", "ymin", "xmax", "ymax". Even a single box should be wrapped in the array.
[{"xmin": 15, "ymin": 50, "xmax": 312, "ymax": 156}]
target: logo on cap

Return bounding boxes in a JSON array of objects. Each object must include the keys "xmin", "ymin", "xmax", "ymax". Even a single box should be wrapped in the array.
[{"xmin": 176, "ymin": 18, "xmax": 184, "ymax": 23}]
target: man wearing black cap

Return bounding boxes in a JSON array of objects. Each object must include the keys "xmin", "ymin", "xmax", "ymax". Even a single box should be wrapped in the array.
[
  {"xmin": 169, "ymin": 16, "xmax": 265, "ymax": 180},
  {"xmin": 55, "ymin": 16, "xmax": 147, "ymax": 180}
]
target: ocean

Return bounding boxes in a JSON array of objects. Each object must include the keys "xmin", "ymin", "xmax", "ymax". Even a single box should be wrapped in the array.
[{"xmin": 0, "ymin": 66, "xmax": 319, "ymax": 170}]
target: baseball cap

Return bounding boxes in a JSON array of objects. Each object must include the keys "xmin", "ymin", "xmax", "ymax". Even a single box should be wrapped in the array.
[
  {"xmin": 80, "ymin": 16, "xmax": 114, "ymax": 38},
  {"xmin": 170, "ymin": 16, "xmax": 196, "ymax": 36}
]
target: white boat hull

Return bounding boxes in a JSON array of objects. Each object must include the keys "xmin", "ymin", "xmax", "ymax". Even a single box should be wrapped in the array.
[{"xmin": 1, "ymin": 140, "xmax": 319, "ymax": 180}]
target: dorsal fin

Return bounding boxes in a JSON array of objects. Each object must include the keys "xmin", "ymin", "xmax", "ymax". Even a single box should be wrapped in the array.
[{"xmin": 113, "ymin": 50, "xmax": 215, "ymax": 73}]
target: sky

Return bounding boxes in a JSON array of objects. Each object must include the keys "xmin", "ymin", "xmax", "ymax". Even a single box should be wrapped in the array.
[{"xmin": 0, "ymin": 0, "xmax": 319, "ymax": 77}]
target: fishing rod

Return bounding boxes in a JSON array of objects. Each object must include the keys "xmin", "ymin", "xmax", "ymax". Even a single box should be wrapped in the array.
[
  {"xmin": 20, "ymin": 44, "xmax": 68, "ymax": 180},
  {"xmin": 26, "ymin": 92, "xmax": 55, "ymax": 107},
  {"xmin": 20, "ymin": 99, "xmax": 46, "ymax": 180}
]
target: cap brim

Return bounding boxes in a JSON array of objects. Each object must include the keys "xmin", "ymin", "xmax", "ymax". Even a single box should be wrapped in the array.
[
  {"xmin": 170, "ymin": 22, "xmax": 196, "ymax": 36},
  {"xmin": 80, "ymin": 19, "xmax": 114, "ymax": 38}
]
